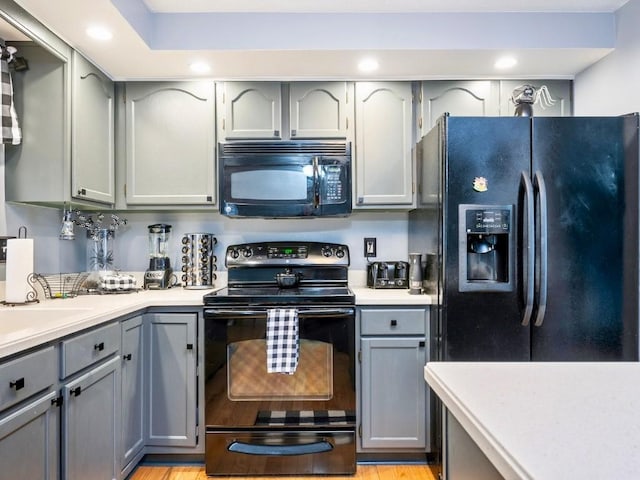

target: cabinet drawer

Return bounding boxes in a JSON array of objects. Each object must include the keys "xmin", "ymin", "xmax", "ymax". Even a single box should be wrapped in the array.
[
  {"xmin": 360, "ymin": 309, "xmax": 426, "ymax": 335},
  {"xmin": 60, "ymin": 322, "xmax": 120, "ymax": 378},
  {"xmin": 0, "ymin": 346, "xmax": 56, "ymax": 412}
]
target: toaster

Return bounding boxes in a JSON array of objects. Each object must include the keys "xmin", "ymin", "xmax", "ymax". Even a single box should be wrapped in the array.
[{"xmin": 367, "ymin": 261, "xmax": 409, "ymax": 289}]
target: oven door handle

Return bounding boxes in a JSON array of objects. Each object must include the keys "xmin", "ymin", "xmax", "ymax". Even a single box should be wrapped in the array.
[
  {"xmin": 228, "ymin": 439, "xmax": 333, "ymax": 456},
  {"xmin": 204, "ymin": 308, "xmax": 355, "ymax": 320}
]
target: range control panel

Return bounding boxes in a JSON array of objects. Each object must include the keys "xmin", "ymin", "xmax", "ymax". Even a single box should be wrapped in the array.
[{"xmin": 226, "ymin": 241, "xmax": 350, "ymax": 267}]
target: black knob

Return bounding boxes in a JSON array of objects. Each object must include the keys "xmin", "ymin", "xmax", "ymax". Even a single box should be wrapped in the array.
[
  {"xmin": 186, "ymin": 343, "xmax": 194, "ymax": 350},
  {"xmin": 94, "ymin": 342, "xmax": 105, "ymax": 351},
  {"xmin": 9, "ymin": 377, "xmax": 24, "ymax": 391},
  {"xmin": 123, "ymin": 353, "xmax": 132, "ymax": 361},
  {"xmin": 390, "ymin": 319, "xmax": 398, "ymax": 327},
  {"xmin": 70, "ymin": 386, "xmax": 82, "ymax": 396}
]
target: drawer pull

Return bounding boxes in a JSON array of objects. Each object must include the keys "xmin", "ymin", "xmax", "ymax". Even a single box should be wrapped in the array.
[
  {"xmin": 390, "ymin": 320, "xmax": 398, "ymax": 327},
  {"xmin": 186, "ymin": 343, "xmax": 194, "ymax": 351},
  {"xmin": 9, "ymin": 377, "xmax": 25, "ymax": 391},
  {"xmin": 70, "ymin": 386, "xmax": 82, "ymax": 397},
  {"xmin": 123, "ymin": 353, "xmax": 132, "ymax": 361},
  {"xmin": 419, "ymin": 341, "xmax": 425, "ymax": 348},
  {"xmin": 94, "ymin": 342, "xmax": 105, "ymax": 351}
]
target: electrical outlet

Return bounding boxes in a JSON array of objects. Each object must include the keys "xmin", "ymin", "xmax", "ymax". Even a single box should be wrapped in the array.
[
  {"xmin": 0, "ymin": 236, "xmax": 14, "ymax": 263},
  {"xmin": 364, "ymin": 237, "xmax": 377, "ymax": 258}
]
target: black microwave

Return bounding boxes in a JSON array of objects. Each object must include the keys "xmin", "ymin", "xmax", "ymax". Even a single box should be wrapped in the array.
[{"xmin": 219, "ymin": 141, "xmax": 352, "ymax": 218}]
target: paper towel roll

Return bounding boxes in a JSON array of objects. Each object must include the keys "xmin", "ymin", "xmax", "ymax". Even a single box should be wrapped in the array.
[{"xmin": 6, "ymin": 238, "xmax": 34, "ymax": 304}]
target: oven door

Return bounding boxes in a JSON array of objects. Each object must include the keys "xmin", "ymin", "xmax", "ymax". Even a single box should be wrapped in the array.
[{"xmin": 203, "ymin": 306, "xmax": 356, "ymax": 475}]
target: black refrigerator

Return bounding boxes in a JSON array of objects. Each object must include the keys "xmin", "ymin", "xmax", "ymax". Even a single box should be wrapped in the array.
[{"xmin": 409, "ymin": 114, "xmax": 640, "ymax": 362}]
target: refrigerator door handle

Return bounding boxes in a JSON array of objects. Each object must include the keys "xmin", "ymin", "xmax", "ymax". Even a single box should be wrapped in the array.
[
  {"xmin": 520, "ymin": 171, "xmax": 535, "ymax": 327},
  {"xmin": 533, "ymin": 171, "xmax": 548, "ymax": 327}
]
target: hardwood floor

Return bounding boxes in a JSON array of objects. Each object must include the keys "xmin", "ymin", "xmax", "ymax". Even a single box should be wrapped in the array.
[{"xmin": 128, "ymin": 464, "xmax": 439, "ymax": 480}]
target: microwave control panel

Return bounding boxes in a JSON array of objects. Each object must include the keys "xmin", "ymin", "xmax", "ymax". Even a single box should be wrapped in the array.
[{"xmin": 322, "ymin": 165, "xmax": 348, "ymax": 204}]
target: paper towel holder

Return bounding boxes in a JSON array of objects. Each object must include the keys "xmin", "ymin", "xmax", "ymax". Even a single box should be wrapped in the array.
[{"xmin": 1, "ymin": 226, "xmax": 39, "ymax": 307}]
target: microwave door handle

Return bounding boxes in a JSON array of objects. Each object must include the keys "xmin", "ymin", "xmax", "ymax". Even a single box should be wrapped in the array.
[{"xmin": 313, "ymin": 156, "xmax": 320, "ymax": 208}]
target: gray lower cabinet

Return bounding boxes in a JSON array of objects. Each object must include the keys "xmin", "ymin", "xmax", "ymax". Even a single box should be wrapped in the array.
[
  {"xmin": 123, "ymin": 81, "xmax": 216, "ymax": 206},
  {"xmin": 0, "ymin": 344, "xmax": 59, "ymax": 480},
  {"xmin": 120, "ymin": 316, "xmax": 145, "ymax": 477},
  {"xmin": 354, "ymin": 82, "xmax": 414, "ymax": 208},
  {"xmin": 62, "ymin": 355, "xmax": 120, "ymax": 480},
  {"xmin": 145, "ymin": 312, "xmax": 197, "ymax": 447},
  {"xmin": 359, "ymin": 307, "xmax": 430, "ymax": 452},
  {"xmin": 0, "ymin": 390, "xmax": 60, "ymax": 479}
]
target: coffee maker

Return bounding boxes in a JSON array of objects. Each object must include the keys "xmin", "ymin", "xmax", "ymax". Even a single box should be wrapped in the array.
[{"xmin": 144, "ymin": 224, "xmax": 173, "ymax": 289}]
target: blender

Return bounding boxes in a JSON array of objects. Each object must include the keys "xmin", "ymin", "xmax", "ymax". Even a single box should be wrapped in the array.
[{"xmin": 144, "ymin": 224, "xmax": 173, "ymax": 289}]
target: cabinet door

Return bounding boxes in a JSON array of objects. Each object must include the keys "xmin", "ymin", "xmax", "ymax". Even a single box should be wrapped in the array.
[
  {"xmin": 354, "ymin": 82, "xmax": 413, "ymax": 207},
  {"xmin": 71, "ymin": 51, "xmax": 115, "ymax": 205},
  {"xmin": 218, "ymin": 81, "xmax": 282, "ymax": 139},
  {"xmin": 145, "ymin": 313, "xmax": 197, "ymax": 447},
  {"xmin": 418, "ymin": 80, "xmax": 500, "ymax": 135},
  {"xmin": 499, "ymin": 80, "xmax": 572, "ymax": 117},
  {"xmin": 63, "ymin": 356, "xmax": 120, "ymax": 480},
  {"xmin": 125, "ymin": 82, "xmax": 216, "ymax": 205},
  {"xmin": 121, "ymin": 316, "xmax": 144, "ymax": 473},
  {"xmin": 289, "ymin": 82, "xmax": 352, "ymax": 139},
  {"xmin": 0, "ymin": 391, "xmax": 59, "ymax": 480},
  {"xmin": 360, "ymin": 337, "xmax": 427, "ymax": 449}
]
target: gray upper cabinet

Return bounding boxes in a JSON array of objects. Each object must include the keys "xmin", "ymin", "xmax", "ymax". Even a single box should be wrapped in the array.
[
  {"xmin": 499, "ymin": 79, "xmax": 572, "ymax": 117},
  {"xmin": 418, "ymin": 80, "xmax": 573, "ymax": 136},
  {"xmin": 289, "ymin": 82, "xmax": 352, "ymax": 139},
  {"xmin": 124, "ymin": 81, "xmax": 216, "ymax": 205},
  {"xmin": 418, "ymin": 80, "xmax": 500, "ymax": 136},
  {"xmin": 354, "ymin": 82, "xmax": 414, "ymax": 208},
  {"xmin": 217, "ymin": 81, "xmax": 282, "ymax": 139},
  {"xmin": 4, "ymin": 40, "xmax": 72, "ymax": 207},
  {"xmin": 217, "ymin": 81, "xmax": 352, "ymax": 140},
  {"xmin": 71, "ymin": 51, "xmax": 115, "ymax": 205}
]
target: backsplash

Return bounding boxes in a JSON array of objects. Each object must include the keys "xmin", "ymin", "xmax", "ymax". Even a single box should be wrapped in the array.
[{"xmin": 5, "ymin": 204, "xmax": 430, "ymax": 277}]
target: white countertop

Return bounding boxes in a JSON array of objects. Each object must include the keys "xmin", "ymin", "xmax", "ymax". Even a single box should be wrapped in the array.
[
  {"xmin": 425, "ymin": 362, "xmax": 640, "ymax": 480},
  {"xmin": 0, "ymin": 282, "xmax": 434, "ymax": 360}
]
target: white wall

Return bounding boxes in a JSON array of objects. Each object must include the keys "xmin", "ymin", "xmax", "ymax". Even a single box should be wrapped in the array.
[
  {"xmin": 574, "ymin": 0, "xmax": 640, "ymax": 115},
  {"xmin": 5, "ymin": 205, "xmax": 412, "ymax": 274}
]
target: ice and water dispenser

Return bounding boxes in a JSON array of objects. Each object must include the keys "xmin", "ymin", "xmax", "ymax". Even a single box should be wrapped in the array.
[{"xmin": 458, "ymin": 205, "xmax": 515, "ymax": 292}]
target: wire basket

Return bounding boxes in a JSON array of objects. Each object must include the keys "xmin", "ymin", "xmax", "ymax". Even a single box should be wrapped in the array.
[{"xmin": 31, "ymin": 272, "xmax": 89, "ymax": 299}]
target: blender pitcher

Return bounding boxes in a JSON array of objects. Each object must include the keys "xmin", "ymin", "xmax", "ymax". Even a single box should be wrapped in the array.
[{"xmin": 144, "ymin": 224, "xmax": 173, "ymax": 289}]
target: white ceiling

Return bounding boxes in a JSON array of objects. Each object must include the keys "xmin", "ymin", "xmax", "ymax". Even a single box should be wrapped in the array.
[{"xmin": 7, "ymin": 0, "xmax": 631, "ymax": 81}]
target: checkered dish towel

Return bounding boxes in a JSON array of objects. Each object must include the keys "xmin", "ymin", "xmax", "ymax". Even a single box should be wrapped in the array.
[
  {"xmin": 266, "ymin": 308, "xmax": 299, "ymax": 375},
  {"xmin": 0, "ymin": 40, "xmax": 21, "ymax": 145}
]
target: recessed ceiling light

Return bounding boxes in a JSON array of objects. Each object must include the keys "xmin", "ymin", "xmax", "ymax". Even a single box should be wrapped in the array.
[
  {"xmin": 358, "ymin": 58, "xmax": 379, "ymax": 73},
  {"xmin": 86, "ymin": 25, "xmax": 113, "ymax": 41},
  {"xmin": 190, "ymin": 61, "xmax": 211, "ymax": 74},
  {"xmin": 495, "ymin": 56, "xmax": 517, "ymax": 70}
]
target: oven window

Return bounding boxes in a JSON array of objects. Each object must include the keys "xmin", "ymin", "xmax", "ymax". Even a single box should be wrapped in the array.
[
  {"xmin": 230, "ymin": 169, "xmax": 309, "ymax": 200},
  {"xmin": 227, "ymin": 339, "xmax": 333, "ymax": 401}
]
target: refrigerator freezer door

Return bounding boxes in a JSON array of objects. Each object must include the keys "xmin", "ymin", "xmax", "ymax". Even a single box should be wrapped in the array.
[
  {"xmin": 443, "ymin": 117, "xmax": 532, "ymax": 361},
  {"xmin": 531, "ymin": 116, "xmax": 639, "ymax": 361}
]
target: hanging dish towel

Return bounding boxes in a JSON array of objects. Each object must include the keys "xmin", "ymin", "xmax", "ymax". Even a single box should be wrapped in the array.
[
  {"xmin": 0, "ymin": 39, "xmax": 21, "ymax": 145},
  {"xmin": 266, "ymin": 308, "xmax": 299, "ymax": 375}
]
